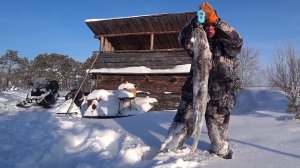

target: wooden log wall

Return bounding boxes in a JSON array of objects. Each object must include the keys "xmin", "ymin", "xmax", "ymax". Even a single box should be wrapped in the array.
[
  {"xmin": 94, "ymin": 50, "xmax": 192, "ymax": 69},
  {"xmin": 96, "ymin": 74, "xmax": 190, "ymax": 110}
]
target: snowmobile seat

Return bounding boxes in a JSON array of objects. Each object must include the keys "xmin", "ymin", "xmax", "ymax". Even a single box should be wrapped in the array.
[{"xmin": 46, "ymin": 80, "xmax": 59, "ymax": 92}]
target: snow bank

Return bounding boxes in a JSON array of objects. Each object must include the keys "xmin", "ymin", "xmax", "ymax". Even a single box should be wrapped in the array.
[{"xmin": 1, "ymin": 88, "xmax": 300, "ymax": 168}]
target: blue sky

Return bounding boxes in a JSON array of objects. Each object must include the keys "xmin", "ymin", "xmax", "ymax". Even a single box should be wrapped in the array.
[{"xmin": 1, "ymin": 0, "xmax": 299, "ymax": 64}]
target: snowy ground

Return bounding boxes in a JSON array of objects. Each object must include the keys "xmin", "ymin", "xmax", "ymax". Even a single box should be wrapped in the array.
[{"xmin": 0, "ymin": 88, "xmax": 299, "ymax": 168}]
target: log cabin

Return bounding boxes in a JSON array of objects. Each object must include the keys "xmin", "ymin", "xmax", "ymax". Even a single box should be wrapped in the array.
[{"xmin": 85, "ymin": 11, "xmax": 195, "ymax": 110}]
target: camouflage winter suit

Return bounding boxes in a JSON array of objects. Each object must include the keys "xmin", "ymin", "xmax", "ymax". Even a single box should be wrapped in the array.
[{"xmin": 161, "ymin": 18, "xmax": 242, "ymax": 157}]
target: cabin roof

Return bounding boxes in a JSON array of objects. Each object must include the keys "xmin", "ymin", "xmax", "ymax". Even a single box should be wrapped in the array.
[{"xmin": 85, "ymin": 11, "xmax": 195, "ymax": 51}]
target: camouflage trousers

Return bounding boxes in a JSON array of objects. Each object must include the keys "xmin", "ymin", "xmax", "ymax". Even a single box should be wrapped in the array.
[{"xmin": 171, "ymin": 77, "xmax": 235, "ymax": 156}]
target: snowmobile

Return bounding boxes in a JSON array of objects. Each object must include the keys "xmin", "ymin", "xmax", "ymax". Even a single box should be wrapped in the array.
[{"xmin": 17, "ymin": 78, "xmax": 59, "ymax": 108}]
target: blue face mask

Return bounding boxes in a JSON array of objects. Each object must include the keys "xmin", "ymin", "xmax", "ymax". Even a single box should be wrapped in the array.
[{"xmin": 197, "ymin": 10, "xmax": 206, "ymax": 24}]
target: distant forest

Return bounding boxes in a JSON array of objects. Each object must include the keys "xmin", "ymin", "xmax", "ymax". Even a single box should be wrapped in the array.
[{"xmin": 0, "ymin": 50, "xmax": 96, "ymax": 91}]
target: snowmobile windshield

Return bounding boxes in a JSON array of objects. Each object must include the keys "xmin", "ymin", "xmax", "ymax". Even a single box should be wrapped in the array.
[{"xmin": 32, "ymin": 78, "xmax": 49, "ymax": 89}]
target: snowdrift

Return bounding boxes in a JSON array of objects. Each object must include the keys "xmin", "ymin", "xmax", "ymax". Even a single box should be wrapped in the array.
[{"xmin": 0, "ymin": 88, "xmax": 299, "ymax": 168}]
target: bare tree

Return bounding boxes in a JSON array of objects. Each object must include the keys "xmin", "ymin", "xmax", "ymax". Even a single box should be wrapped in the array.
[
  {"xmin": 235, "ymin": 46, "xmax": 261, "ymax": 89},
  {"xmin": 11, "ymin": 57, "xmax": 31, "ymax": 89},
  {"xmin": 0, "ymin": 50, "xmax": 28, "ymax": 90},
  {"xmin": 267, "ymin": 41, "xmax": 300, "ymax": 118}
]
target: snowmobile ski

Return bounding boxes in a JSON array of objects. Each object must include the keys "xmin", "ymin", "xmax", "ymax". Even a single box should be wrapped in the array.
[
  {"xmin": 16, "ymin": 101, "xmax": 33, "ymax": 108},
  {"xmin": 190, "ymin": 26, "xmax": 212, "ymax": 153},
  {"xmin": 56, "ymin": 112, "xmax": 134, "ymax": 119}
]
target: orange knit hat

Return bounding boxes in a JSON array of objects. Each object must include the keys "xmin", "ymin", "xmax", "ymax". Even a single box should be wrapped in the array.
[{"xmin": 199, "ymin": 2, "xmax": 218, "ymax": 24}]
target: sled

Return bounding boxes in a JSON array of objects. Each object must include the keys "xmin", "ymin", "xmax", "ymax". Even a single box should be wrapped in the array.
[
  {"xmin": 56, "ymin": 111, "xmax": 134, "ymax": 119},
  {"xmin": 82, "ymin": 114, "xmax": 134, "ymax": 119},
  {"xmin": 56, "ymin": 75, "xmax": 157, "ymax": 119}
]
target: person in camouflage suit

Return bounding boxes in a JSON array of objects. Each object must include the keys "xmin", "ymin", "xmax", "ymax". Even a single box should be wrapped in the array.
[{"xmin": 161, "ymin": 2, "xmax": 243, "ymax": 159}]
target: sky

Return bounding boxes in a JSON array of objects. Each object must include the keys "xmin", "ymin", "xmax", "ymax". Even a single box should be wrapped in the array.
[{"xmin": 1, "ymin": 0, "xmax": 300, "ymax": 65}]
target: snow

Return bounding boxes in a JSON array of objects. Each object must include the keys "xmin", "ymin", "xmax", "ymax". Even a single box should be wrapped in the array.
[
  {"xmin": 85, "ymin": 12, "xmax": 189, "ymax": 23},
  {"xmin": 117, "ymin": 82, "xmax": 136, "ymax": 98},
  {"xmin": 118, "ymin": 82, "xmax": 136, "ymax": 90},
  {"xmin": 85, "ymin": 14, "xmax": 157, "ymax": 22},
  {"xmin": 0, "ymin": 88, "xmax": 300, "ymax": 168},
  {"xmin": 55, "ymin": 87, "xmax": 157, "ymax": 117},
  {"xmin": 88, "ymin": 64, "xmax": 191, "ymax": 74}
]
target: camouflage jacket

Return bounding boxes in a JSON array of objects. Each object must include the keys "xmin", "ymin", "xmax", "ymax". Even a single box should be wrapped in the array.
[{"xmin": 179, "ymin": 17, "xmax": 243, "ymax": 81}]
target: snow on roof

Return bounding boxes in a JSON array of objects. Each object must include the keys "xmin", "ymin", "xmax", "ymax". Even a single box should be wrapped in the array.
[
  {"xmin": 85, "ymin": 13, "xmax": 159, "ymax": 23},
  {"xmin": 85, "ymin": 11, "xmax": 192, "ymax": 23},
  {"xmin": 88, "ymin": 64, "xmax": 191, "ymax": 74}
]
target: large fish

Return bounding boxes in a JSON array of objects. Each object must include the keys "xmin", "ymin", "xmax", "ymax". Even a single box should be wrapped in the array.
[
  {"xmin": 159, "ymin": 26, "xmax": 211, "ymax": 153},
  {"xmin": 190, "ymin": 26, "xmax": 212, "ymax": 153}
]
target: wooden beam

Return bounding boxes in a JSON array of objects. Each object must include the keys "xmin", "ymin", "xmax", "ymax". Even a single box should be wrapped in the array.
[
  {"xmin": 94, "ymin": 30, "xmax": 179, "ymax": 38},
  {"xmin": 110, "ymin": 48, "xmax": 184, "ymax": 53}
]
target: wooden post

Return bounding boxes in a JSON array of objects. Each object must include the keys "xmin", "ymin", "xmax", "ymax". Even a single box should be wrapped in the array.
[
  {"xmin": 96, "ymin": 75, "xmax": 99, "ymax": 89},
  {"xmin": 100, "ymin": 36, "xmax": 105, "ymax": 52},
  {"xmin": 108, "ymin": 42, "xmax": 112, "ymax": 52},
  {"xmin": 150, "ymin": 33, "xmax": 154, "ymax": 50},
  {"xmin": 104, "ymin": 38, "xmax": 109, "ymax": 52}
]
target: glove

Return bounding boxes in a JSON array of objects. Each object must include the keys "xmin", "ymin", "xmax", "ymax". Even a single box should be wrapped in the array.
[{"xmin": 199, "ymin": 2, "xmax": 219, "ymax": 24}]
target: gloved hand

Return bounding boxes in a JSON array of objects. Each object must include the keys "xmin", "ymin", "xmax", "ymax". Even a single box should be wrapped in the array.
[{"xmin": 199, "ymin": 2, "xmax": 219, "ymax": 24}]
